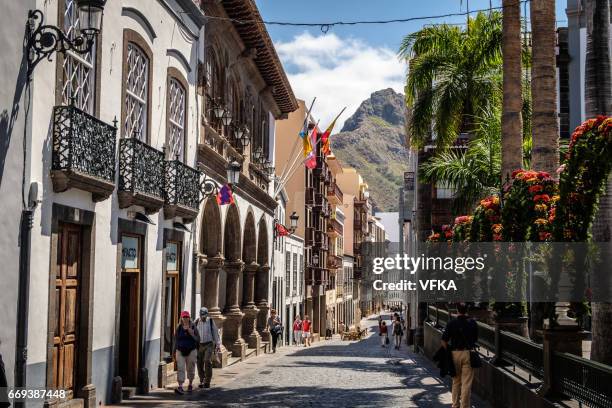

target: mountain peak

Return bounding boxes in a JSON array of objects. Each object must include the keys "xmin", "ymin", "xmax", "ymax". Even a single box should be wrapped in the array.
[
  {"xmin": 331, "ymin": 88, "xmax": 408, "ymax": 212},
  {"xmin": 340, "ymin": 88, "xmax": 405, "ymax": 132}
]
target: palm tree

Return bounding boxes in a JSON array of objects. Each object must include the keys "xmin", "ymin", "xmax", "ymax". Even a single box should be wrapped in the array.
[
  {"xmin": 585, "ymin": 0, "xmax": 612, "ymax": 366},
  {"xmin": 501, "ymin": 0, "xmax": 523, "ymax": 182},
  {"xmin": 530, "ymin": 0, "xmax": 559, "ymax": 175},
  {"xmin": 419, "ymin": 106, "xmax": 502, "ymax": 213},
  {"xmin": 399, "ymin": 12, "xmax": 503, "ymax": 149}
]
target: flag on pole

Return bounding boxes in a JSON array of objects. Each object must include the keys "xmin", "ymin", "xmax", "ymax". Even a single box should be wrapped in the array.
[
  {"xmin": 305, "ymin": 126, "xmax": 318, "ymax": 169},
  {"xmin": 321, "ymin": 108, "xmax": 346, "ymax": 156},
  {"xmin": 305, "ymin": 152, "xmax": 317, "ymax": 169},
  {"xmin": 300, "ymin": 129, "xmax": 313, "ymax": 157},
  {"xmin": 275, "ymin": 223, "xmax": 289, "ymax": 237},
  {"xmin": 216, "ymin": 184, "xmax": 234, "ymax": 205}
]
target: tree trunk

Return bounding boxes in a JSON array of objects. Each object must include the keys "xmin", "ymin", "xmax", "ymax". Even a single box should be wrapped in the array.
[
  {"xmin": 501, "ymin": 0, "xmax": 524, "ymax": 182},
  {"xmin": 530, "ymin": 0, "xmax": 559, "ymax": 175},
  {"xmin": 587, "ymin": 0, "xmax": 612, "ymax": 365}
]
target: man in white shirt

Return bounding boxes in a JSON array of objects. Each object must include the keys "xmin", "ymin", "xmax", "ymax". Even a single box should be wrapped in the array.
[{"xmin": 194, "ymin": 307, "xmax": 221, "ymax": 388}]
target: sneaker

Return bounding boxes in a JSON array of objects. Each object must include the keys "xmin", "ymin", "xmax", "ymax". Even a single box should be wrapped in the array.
[
  {"xmin": 204, "ymin": 383, "xmax": 211, "ymax": 389},
  {"xmin": 175, "ymin": 387, "xmax": 184, "ymax": 395},
  {"xmin": 199, "ymin": 381, "xmax": 205, "ymax": 389}
]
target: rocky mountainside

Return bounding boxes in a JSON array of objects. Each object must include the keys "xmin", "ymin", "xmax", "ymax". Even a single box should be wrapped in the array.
[{"xmin": 331, "ymin": 88, "xmax": 408, "ymax": 212}]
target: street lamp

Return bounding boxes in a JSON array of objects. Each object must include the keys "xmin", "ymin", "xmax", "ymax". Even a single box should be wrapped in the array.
[
  {"xmin": 240, "ymin": 125, "xmax": 250, "ymax": 148},
  {"xmin": 221, "ymin": 110, "xmax": 233, "ymax": 127},
  {"xmin": 77, "ymin": 0, "xmax": 106, "ymax": 34},
  {"xmin": 253, "ymin": 147, "xmax": 263, "ymax": 162},
  {"xmin": 313, "ymin": 253, "xmax": 319, "ymax": 266},
  {"xmin": 212, "ymin": 101, "xmax": 225, "ymax": 120},
  {"xmin": 227, "ymin": 160, "xmax": 241, "ymax": 186},
  {"xmin": 289, "ymin": 211, "xmax": 299, "ymax": 232},
  {"xmin": 26, "ymin": 0, "xmax": 107, "ymax": 77}
]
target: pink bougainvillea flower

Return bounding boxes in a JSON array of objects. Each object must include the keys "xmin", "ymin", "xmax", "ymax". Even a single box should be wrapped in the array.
[{"xmin": 556, "ymin": 164, "xmax": 566, "ymax": 174}]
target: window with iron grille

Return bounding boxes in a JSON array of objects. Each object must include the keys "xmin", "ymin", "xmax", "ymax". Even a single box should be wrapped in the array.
[
  {"xmin": 167, "ymin": 77, "xmax": 186, "ymax": 161},
  {"xmin": 124, "ymin": 43, "xmax": 149, "ymax": 140},
  {"xmin": 298, "ymin": 254, "xmax": 303, "ymax": 294},
  {"xmin": 61, "ymin": 0, "xmax": 96, "ymax": 113}
]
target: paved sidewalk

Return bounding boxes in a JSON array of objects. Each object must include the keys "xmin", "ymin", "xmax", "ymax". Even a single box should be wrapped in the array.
[{"xmin": 114, "ymin": 314, "xmax": 490, "ymax": 407}]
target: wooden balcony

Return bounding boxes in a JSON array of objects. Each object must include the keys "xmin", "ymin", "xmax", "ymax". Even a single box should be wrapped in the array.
[
  {"xmin": 327, "ymin": 217, "xmax": 343, "ymax": 237},
  {"xmin": 327, "ymin": 254, "xmax": 343, "ymax": 269},
  {"xmin": 327, "ymin": 182, "xmax": 343, "ymax": 205},
  {"xmin": 51, "ymin": 104, "xmax": 117, "ymax": 201}
]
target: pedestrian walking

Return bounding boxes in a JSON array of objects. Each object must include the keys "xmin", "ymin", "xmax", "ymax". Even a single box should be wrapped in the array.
[
  {"xmin": 267, "ymin": 309, "xmax": 282, "ymax": 353},
  {"xmin": 441, "ymin": 303, "xmax": 479, "ymax": 408},
  {"xmin": 379, "ymin": 321, "xmax": 388, "ymax": 347},
  {"xmin": 392, "ymin": 315, "xmax": 403, "ymax": 349},
  {"xmin": 173, "ymin": 311, "xmax": 200, "ymax": 394},
  {"xmin": 338, "ymin": 321, "xmax": 346, "ymax": 340},
  {"xmin": 292, "ymin": 315, "xmax": 302, "ymax": 346},
  {"xmin": 302, "ymin": 315, "xmax": 312, "ymax": 346},
  {"xmin": 194, "ymin": 307, "xmax": 221, "ymax": 389}
]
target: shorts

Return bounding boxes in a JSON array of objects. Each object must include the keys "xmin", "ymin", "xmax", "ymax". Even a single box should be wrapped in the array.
[{"xmin": 303, "ymin": 332, "xmax": 311, "ymax": 338}]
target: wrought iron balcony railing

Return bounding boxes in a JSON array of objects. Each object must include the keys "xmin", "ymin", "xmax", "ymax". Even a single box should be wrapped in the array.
[
  {"xmin": 118, "ymin": 137, "xmax": 165, "ymax": 213},
  {"xmin": 51, "ymin": 104, "xmax": 117, "ymax": 201},
  {"xmin": 164, "ymin": 159, "xmax": 201, "ymax": 223}
]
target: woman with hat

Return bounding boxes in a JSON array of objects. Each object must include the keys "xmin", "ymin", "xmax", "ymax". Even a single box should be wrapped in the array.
[{"xmin": 173, "ymin": 310, "xmax": 200, "ymax": 394}]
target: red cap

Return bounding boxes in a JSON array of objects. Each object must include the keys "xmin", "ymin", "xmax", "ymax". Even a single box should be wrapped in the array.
[{"xmin": 180, "ymin": 310, "xmax": 190, "ymax": 318}]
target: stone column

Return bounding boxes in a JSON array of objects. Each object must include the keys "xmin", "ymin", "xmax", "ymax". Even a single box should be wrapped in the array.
[
  {"xmin": 201, "ymin": 254, "xmax": 229, "ymax": 367},
  {"xmin": 223, "ymin": 260, "xmax": 246, "ymax": 359},
  {"xmin": 242, "ymin": 261, "xmax": 261, "ymax": 353},
  {"xmin": 255, "ymin": 264, "xmax": 271, "ymax": 342}
]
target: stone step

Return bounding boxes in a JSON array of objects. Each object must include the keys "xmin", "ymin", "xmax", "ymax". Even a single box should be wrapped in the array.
[
  {"xmin": 245, "ymin": 347, "xmax": 257, "ymax": 359},
  {"xmin": 227, "ymin": 356, "xmax": 242, "ymax": 366},
  {"xmin": 121, "ymin": 387, "xmax": 138, "ymax": 400}
]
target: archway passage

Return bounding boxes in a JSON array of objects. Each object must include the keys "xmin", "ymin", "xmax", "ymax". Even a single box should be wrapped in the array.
[
  {"xmin": 255, "ymin": 217, "xmax": 271, "ymax": 342},
  {"xmin": 242, "ymin": 211, "xmax": 261, "ymax": 350},
  {"xmin": 222, "ymin": 203, "xmax": 247, "ymax": 357},
  {"xmin": 224, "ymin": 203, "xmax": 242, "ymax": 261},
  {"xmin": 201, "ymin": 199, "xmax": 222, "ymax": 256}
]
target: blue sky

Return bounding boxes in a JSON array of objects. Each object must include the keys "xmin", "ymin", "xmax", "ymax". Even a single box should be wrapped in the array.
[{"xmin": 255, "ymin": 0, "xmax": 569, "ymax": 128}]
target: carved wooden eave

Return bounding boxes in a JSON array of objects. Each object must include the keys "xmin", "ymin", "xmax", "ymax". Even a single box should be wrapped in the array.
[{"xmin": 204, "ymin": 0, "xmax": 299, "ymax": 117}]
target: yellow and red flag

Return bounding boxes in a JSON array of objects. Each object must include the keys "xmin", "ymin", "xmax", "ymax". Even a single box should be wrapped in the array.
[{"xmin": 321, "ymin": 108, "xmax": 346, "ymax": 156}]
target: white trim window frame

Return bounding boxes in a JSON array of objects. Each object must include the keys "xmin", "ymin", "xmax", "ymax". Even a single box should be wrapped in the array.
[
  {"xmin": 124, "ymin": 42, "xmax": 149, "ymax": 141},
  {"xmin": 167, "ymin": 77, "xmax": 186, "ymax": 161},
  {"xmin": 61, "ymin": 0, "xmax": 96, "ymax": 113}
]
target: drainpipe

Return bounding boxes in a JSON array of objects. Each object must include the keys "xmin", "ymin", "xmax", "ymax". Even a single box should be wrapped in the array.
[{"xmin": 15, "ymin": 183, "xmax": 38, "ymax": 395}]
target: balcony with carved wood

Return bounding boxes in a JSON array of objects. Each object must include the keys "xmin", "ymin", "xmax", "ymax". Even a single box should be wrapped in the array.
[
  {"xmin": 327, "ymin": 182, "xmax": 343, "ymax": 205},
  {"xmin": 118, "ymin": 137, "xmax": 165, "ymax": 213},
  {"xmin": 164, "ymin": 159, "xmax": 201, "ymax": 223},
  {"xmin": 327, "ymin": 217, "xmax": 343, "ymax": 237},
  {"xmin": 327, "ymin": 254, "xmax": 342, "ymax": 270},
  {"xmin": 51, "ymin": 104, "xmax": 117, "ymax": 201}
]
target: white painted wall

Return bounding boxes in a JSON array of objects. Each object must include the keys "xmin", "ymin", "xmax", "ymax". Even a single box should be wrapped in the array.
[{"xmin": 22, "ymin": 0, "xmax": 203, "ymax": 399}]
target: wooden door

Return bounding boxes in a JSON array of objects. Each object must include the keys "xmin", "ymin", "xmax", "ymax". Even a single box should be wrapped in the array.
[
  {"xmin": 163, "ymin": 241, "xmax": 181, "ymax": 360},
  {"xmin": 52, "ymin": 223, "xmax": 82, "ymax": 396},
  {"xmin": 119, "ymin": 234, "xmax": 142, "ymax": 386}
]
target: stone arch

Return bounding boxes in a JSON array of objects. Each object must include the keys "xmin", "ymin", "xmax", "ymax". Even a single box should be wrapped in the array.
[
  {"xmin": 257, "ymin": 216, "xmax": 269, "ymax": 266},
  {"xmin": 243, "ymin": 210, "xmax": 257, "ymax": 264},
  {"xmin": 223, "ymin": 203, "xmax": 241, "ymax": 261},
  {"xmin": 200, "ymin": 199, "xmax": 222, "ymax": 256}
]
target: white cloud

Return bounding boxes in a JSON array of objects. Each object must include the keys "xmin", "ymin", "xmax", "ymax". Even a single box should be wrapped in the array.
[{"xmin": 275, "ymin": 32, "xmax": 406, "ymax": 131}]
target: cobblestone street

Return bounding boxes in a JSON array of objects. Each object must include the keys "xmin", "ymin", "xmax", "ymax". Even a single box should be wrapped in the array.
[{"xmin": 128, "ymin": 315, "xmax": 489, "ymax": 408}]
